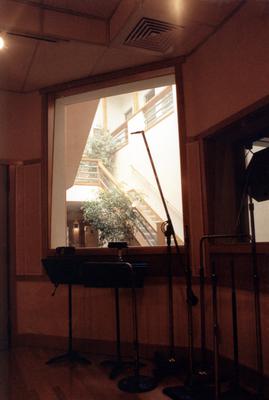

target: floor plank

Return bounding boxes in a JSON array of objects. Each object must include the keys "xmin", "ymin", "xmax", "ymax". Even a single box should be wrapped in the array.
[{"xmin": 0, "ymin": 348, "xmax": 182, "ymax": 400}]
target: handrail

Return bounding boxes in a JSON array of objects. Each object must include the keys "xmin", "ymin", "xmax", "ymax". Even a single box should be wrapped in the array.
[
  {"xmin": 111, "ymin": 121, "xmax": 128, "ymax": 137},
  {"xmin": 133, "ymin": 207, "xmax": 157, "ymax": 245},
  {"xmin": 144, "ymin": 89, "xmax": 173, "ymax": 129},
  {"xmin": 110, "ymin": 122, "xmax": 128, "ymax": 151},
  {"xmin": 109, "ymin": 86, "xmax": 172, "ymax": 139},
  {"xmin": 142, "ymin": 86, "xmax": 171, "ymax": 113},
  {"xmin": 130, "ymin": 165, "xmax": 183, "ymax": 221},
  {"xmin": 128, "ymin": 189, "xmax": 162, "ymax": 230}
]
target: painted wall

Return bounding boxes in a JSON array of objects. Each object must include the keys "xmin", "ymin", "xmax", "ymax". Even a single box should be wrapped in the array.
[
  {"xmin": 51, "ymin": 99, "xmax": 99, "ymax": 248},
  {"xmin": 113, "ymin": 86, "xmax": 184, "ymax": 240}
]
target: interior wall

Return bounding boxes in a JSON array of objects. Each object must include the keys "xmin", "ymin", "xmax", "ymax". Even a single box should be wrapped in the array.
[
  {"xmin": 183, "ymin": 2, "xmax": 269, "ymax": 138},
  {"xmin": 2, "ymin": 3, "xmax": 269, "ymax": 382},
  {"xmin": 178, "ymin": 0, "xmax": 269, "ymax": 385},
  {"xmin": 0, "ymin": 91, "xmax": 41, "ymax": 160},
  {"xmin": 182, "ymin": 1, "xmax": 269, "ymax": 264},
  {"xmin": 16, "ymin": 163, "xmax": 42, "ymax": 275},
  {"xmin": 0, "ymin": 166, "xmax": 8, "ymax": 349},
  {"xmin": 0, "ymin": 90, "xmax": 43, "ymax": 345},
  {"xmin": 0, "ymin": 90, "xmax": 42, "ymax": 277},
  {"xmin": 16, "ymin": 279, "xmax": 200, "ymax": 353}
]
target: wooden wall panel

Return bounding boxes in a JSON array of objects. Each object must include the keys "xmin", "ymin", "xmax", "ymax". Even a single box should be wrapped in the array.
[
  {"xmin": 15, "ymin": 265, "xmax": 269, "ymax": 376},
  {"xmin": 16, "ymin": 164, "xmax": 42, "ymax": 275},
  {"xmin": 183, "ymin": 3, "xmax": 269, "ymax": 138},
  {"xmin": 186, "ymin": 141, "xmax": 204, "ymax": 271},
  {"xmin": 0, "ymin": 166, "xmax": 8, "ymax": 349},
  {"xmin": 15, "ymin": 280, "xmax": 193, "ymax": 349}
]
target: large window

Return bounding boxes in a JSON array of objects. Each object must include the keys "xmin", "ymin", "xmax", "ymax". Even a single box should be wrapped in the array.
[{"xmin": 49, "ymin": 74, "xmax": 184, "ymax": 249}]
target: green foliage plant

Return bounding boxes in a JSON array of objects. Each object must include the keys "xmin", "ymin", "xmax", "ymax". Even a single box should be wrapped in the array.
[
  {"xmin": 87, "ymin": 130, "xmax": 115, "ymax": 171},
  {"xmin": 82, "ymin": 188, "xmax": 139, "ymax": 246}
]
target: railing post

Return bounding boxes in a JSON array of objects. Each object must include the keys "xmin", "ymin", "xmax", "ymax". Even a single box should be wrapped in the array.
[{"xmin": 156, "ymin": 222, "xmax": 166, "ymax": 245}]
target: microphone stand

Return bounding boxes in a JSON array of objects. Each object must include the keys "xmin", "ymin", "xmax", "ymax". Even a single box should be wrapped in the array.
[
  {"xmin": 198, "ymin": 234, "xmax": 249, "ymax": 379},
  {"xmin": 248, "ymin": 194, "xmax": 264, "ymax": 399},
  {"xmin": 132, "ymin": 131, "xmax": 198, "ymax": 381}
]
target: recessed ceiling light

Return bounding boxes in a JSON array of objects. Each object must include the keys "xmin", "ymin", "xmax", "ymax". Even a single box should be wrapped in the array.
[{"xmin": 0, "ymin": 36, "xmax": 5, "ymax": 50}]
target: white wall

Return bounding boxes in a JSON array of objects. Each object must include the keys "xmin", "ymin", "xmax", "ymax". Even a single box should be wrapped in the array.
[
  {"xmin": 112, "ymin": 86, "xmax": 184, "ymax": 239},
  {"xmin": 106, "ymin": 93, "xmax": 133, "ymax": 132}
]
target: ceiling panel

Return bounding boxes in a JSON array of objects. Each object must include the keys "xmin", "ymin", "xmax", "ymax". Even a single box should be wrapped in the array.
[
  {"xmin": 143, "ymin": 0, "xmax": 243, "ymax": 27},
  {"xmin": 0, "ymin": 0, "xmax": 246, "ymax": 92},
  {"xmin": 18, "ymin": 0, "xmax": 122, "ymax": 19},
  {"xmin": 108, "ymin": 0, "xmax": 243, "ymax": 58},
  {"xmin": 167, "ymin": 22, "xmax": 214, "ymax": 56},
  {"xmin": 23, "ymin": 40, "xmax": 106, "ymax": 91},
  {"xmin": 90, "ymin": 46, "xmax": 163, "ymax": 76},
  {"xmin": 0, "ymin": 35, "xmax": 38, "ymax": 91}
]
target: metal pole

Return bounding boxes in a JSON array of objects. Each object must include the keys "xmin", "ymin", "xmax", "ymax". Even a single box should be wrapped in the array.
[
  {"xmin": 115, "ymin": 287, "xmax": 122, "ymax": 362},
  {"xmin": 230, "ymin": 259, "xmax": 239, "ymax": 388},
  {"xmin": 249, "ymin": 196, "xmax": 263, "ymax": 398},
  {"xmin": 211, "ymin": 261, "xmax": 220, "ymax": 400},
  {"xmin": 68, "ymin": 283, "xmax": 73, "ymax": 354},
  {"xmin": 199, "ymin": 234, "xmax": 249, "ymax": 371}
]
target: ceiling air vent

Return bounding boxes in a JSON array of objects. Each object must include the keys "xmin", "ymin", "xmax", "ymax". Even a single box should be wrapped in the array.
[{"xmin": 124, "ymin": 17, "xmax": 182, "ymax": 53}]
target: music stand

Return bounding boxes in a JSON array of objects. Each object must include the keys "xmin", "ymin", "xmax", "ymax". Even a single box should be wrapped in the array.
[
  {"xmin": 82, "ymin": 260, "xmax": 157, "ymax": 393},
  {"xmin": 99, "ymin": 242, "xmax": 144, "ymax": 379},
  {"xmin": 42, "ymin": 249, "xmax": 91, "ymax": 365}
]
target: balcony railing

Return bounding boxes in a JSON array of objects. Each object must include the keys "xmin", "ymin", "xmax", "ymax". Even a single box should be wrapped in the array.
[
  {"xmin": 75, "ymin": 158, "xmax": 99, "ymax": 185},
  {"xmin": 109, "ymin": 86, "xmax": 174, "ymax": 150},
  {"xmin": 143, "ymin": 88, "xmax": 173, "ymax": 129},
  {"xmin": 111, "ymin": 122, "xmax": 128, "ymax": 151}
]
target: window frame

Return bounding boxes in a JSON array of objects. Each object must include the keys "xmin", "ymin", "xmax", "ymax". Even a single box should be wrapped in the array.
[{"xmin": 41, "ymin": 60, "xmax": 190, "ymax": 257}]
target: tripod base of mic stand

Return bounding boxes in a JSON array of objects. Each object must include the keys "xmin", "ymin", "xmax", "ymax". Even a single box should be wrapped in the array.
[
  {"xmin": 163, "ymin": 384, "xmax": 209, "ymax": 400},
  {"xmin": 221, "ymin": 386, "xmax": 260, "ymax": 400},
  {"xmin": 101, "ymin": 359, "xmax": 145, "ymax": 380},
  {"xmin": 187, "ymin": 366, "xmax": 215, "ymax": 388},
  {"xmin": 153, "ymin": 352, "xmax": 183, "ymax": 380},
  {"xmin": 118, "ymin": 374, "xmax": 157, "ymax": 393},
  {"xmin": 163, "ymin": 383, "xmax": 260, "ymax": 400},
  {"xmin": 46, "ymin": 350, "xmax": 91, "ymax": 365}
]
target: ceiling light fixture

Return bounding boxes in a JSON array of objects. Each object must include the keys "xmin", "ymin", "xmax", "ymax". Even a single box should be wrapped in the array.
[{"xmin": 0, "ymin": 36, "xmax": 5, "ymax": 49}]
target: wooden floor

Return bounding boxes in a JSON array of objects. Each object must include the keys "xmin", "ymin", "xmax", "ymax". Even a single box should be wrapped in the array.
[{"xmin": 0, "ymin": 347, "xmax": 182, "ymax": 400}]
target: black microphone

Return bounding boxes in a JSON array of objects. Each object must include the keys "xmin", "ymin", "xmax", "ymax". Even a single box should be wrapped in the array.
[{"xmin": 130, "ymin": 130, "xmax": 144, "ymax": 135}]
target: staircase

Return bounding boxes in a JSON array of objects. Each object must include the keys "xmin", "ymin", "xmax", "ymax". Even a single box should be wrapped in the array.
[
  {"xmin": 74, "ymin": 157, "xmax": 161, "ymax": 246},
  {"xmin": 128, "ymin": 189, "xmax": 164, "ymax": 245}
]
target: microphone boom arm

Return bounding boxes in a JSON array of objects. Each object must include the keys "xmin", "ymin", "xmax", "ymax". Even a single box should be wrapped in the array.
[{"xmin": 132, "ymin": 130, "xmax": 197, "ymax": 306}]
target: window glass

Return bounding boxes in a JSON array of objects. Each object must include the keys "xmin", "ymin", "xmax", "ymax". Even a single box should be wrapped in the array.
[{"xmin": 51, "ymin": 76, "xmax": 184, "ymax": 248}]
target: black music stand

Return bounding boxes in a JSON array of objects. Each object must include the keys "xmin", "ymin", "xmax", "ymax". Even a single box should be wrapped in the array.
[
  {"xmin": 42, "ymin": 249, "xmax": 91, "ymax": 365},
  {"xmin": 82, "ymin": 259, "xmax": 157, "ymax": 393},
  {"xmin": 100, "ymin": 242, "xmax": 137, "ymax": 379}
]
